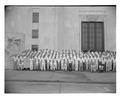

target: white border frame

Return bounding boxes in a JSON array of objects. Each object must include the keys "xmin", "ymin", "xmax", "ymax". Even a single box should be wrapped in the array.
[{"xmin": 0, "ymin": 0, "xmax": 120, "ymax": 96}]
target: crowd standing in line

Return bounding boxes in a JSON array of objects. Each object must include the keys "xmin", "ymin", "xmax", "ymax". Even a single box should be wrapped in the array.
[{"xmin": 12, "ymin": 49, "xmax": 116, "ymax": 72}]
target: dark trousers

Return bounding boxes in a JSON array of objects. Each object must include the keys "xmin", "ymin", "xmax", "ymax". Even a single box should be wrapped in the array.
[
  {"xmin": 69, "ymin": 63, "xmax": 72, "ymax": 71},
  {"xmin": 83, "ymin": 62, "xmax": 86, "ymax": 71}
]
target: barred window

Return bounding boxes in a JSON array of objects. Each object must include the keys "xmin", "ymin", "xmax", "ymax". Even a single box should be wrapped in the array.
[
  {"xmin": 32, "ymin": 45, "xmax": 38, "ymax": 51},
  {"xmin": 32, "ymin": 12, "xmax": 39, "ymax": 23},
  {"xmin": 32, "ymin": 29, "xmax": 39, "ymax": 38}
]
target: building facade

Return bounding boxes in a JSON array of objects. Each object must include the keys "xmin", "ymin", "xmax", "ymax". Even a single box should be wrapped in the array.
[{"xmin": 5, "ymin": 6, "xmax": 116, "ymax": 69}]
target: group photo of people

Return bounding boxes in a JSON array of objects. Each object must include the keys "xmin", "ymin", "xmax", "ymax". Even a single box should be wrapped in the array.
[
  {"xmin": 4, "ymin": 5, "xmax": 117, "ymax": 93},
  {"xmin": 12, "ymin": 49, "xmax": 116, "ymax": 72}
]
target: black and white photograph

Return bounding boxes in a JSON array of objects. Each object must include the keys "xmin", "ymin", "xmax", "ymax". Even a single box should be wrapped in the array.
[{"xmin": 4, "ymin": 5, "xmax": 116, "ymax": 93}]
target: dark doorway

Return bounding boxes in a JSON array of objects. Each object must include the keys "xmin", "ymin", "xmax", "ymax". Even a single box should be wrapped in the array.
[{"xmin": 81, "ymin": 21, "xmax": 104, "ymax": 52}]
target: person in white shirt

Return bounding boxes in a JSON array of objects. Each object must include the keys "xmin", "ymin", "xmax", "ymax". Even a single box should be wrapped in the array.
[
  {"xmin": 75, "ymin": 56, "xmax": 78, "ymax": 71},
  {"xmin": 32, "ymin": 58, "xmax": 35, "ymax": 71},
  {"xmin": 38, "ymin": 55, "xmax": 41, "ymax": 71},
  {"xmin": 113, "ymin": 56, "xmax": 116, "ymax": 72},
  {"xmin": 102, "ymin": 57, "xmax": 106, "ymax": 72},
  {"xmin": 85, "ymin": 55, "xmax": 89, "ymax": 72},
  {"xmin": 57, "ymin": 53, "xmax": 61, "ymax": 71},
  {"xmin": 63, "ymin": 58, "xmax": 66, "ymax": 71},
  {"xmin": 88, "ymin": 55, "xmax": 92, "ymax": 72},
  {"xmin": 35, "ymin": 57, "xmax": 39, "ymax": 71},
  {"xmin": 108, "ymin": 56, "xmax": 112, "ymax": 72},
  {"xmin": 69, "ymin": 57, "xmax": 73, "ymax": 71},
  {"xmin": 16, "ymin": 55, "xmax": 20, "ymax": 70},
  {"xmin": 18, "ymin": 56, "xmax": 24, "ymax": 70},
  {"xmin": 48, "ymin": 59, "xmax": 52, "ymax": 71},
  {"xmin": 30, "ymin": 58, "xmax": 33, "ymax": 71},
  {"xmin": 66, "ymin": 58, "xmax": 69, "ymax": 71},
  {"xmin": 61, "ymin": 58, "xmax": 64, "ymax": 71},
  {"xmin": 82, "ymin": 55, "xmax": 86, "ymax": 71},
  {"xmin": 64, "ymin": 57, "xmax": 68, "ymax": 71},
  {"xmin": 42, "ymin": 58, "xmax": 46, "ymax": 71},
  {"xmin": 94, "ymin": 55, "xmax": 98, "ymax": 72},
  {"xmin": 62, "ymin": 54, "xmax": 66, "ymax": 71},
  {"xmin": 46, "ymin": 56, "xmax": 50, "ymax": 71},
  {"xmin": 40, "ymin": 58, "xmax": 43, "ymax": 71},
  {"xmin": 52, "ymin": 59, "xmax": 55, "ymax": 71},
  {"xmin": 105, "ymin": 57, "xmax": 109, "ymax": 72},
  {"xmin": 13, "ymin": 55, "xmax": 18, "ymax": 70},
  {"xmin": 80, "ymin": 57, "xmax": 83, "ymax": 71},
  {"xmin": 90, "ymin": 56, "xmax": 96, "ymax": 72},
  {"xmin": 77, "ymin": 56, "xmax": 80, "ymax": 71},
  {"xmin": 72, "ymin": 58, "xmax": 75, "ymax": 71},
  {"xmin": 50, "ymin": 58, "xmax": 53, "ymax": 71},
  {"xmin": 96, "ymin": 54, "xmax": 100, "ymax": 72},
  {"xmin": 55, "ymin": 59, "xmax": 58, "ymax": 71}
]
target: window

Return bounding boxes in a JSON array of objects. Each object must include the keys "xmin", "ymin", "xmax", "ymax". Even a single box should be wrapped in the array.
[
  {"xmin": 32, "ymin": 12, "xmax": 39, "ymax": 23},
  {"xmin": 81, "ymin": 22, "xmax": 104, "ymax": 52},
  {"xmin": 32, "ymin": 29, "xmax": 39, "ymax": 38},
  {"xmin": 32, "ymin": 45, "xmax": 38, "ymax": 51}
]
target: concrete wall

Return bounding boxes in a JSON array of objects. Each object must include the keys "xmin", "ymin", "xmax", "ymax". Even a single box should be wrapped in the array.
[{"xmin": 5, "ymin": 6, "xmax": 116, "ymax": 52}]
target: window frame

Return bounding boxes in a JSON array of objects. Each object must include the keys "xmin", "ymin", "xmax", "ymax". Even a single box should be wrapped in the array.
[
  {"xmin": 32, "ymin": 29, "xmax": 39, "ymax": 39},
  {"xmin": 32, "ymin": 12, "xmax": 39, "ymax": 23}
]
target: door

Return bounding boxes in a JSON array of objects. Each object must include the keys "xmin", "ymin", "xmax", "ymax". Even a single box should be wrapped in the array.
[{"xmin": 81, "ymin": 22, "xmax": 104, "ymax": 52}]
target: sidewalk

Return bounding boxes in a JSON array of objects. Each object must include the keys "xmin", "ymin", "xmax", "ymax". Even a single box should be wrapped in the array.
[{"xmin": 5, "ymin": 70, "xmax": 116, "ymax": 83}]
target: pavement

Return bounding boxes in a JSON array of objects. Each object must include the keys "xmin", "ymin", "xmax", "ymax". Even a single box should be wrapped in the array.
[{"xmin": 5, "ymin": 70, "xmax": 116, "ymax": 93}]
